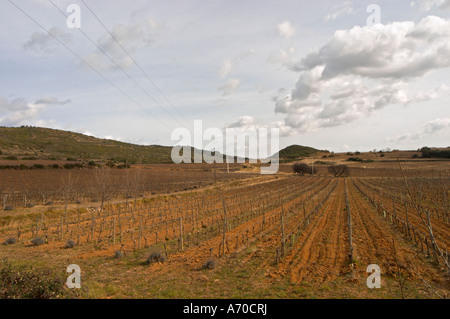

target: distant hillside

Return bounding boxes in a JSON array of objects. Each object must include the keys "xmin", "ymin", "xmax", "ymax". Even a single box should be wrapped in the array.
[
  {"xmin": 278, "ymin": 144, "xmax": 320, "ymax": 158},
  {"xmin": 277, "ymin": 145, "xmax": 321, "ymax": 160},
  {"xmin": 0, "ymin": 126, "xmax": 176, "ymax": 164}
]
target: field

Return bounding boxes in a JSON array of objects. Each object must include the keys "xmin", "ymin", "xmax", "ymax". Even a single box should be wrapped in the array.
[{"xmin": 0, "ymin": 157, "xmax": 449, "ymax": 299}]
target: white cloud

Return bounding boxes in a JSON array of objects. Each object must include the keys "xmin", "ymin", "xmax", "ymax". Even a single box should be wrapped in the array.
[
  {"xmin": 277, "ymin": 21, "xmax": 295, "ymax": 40},
  {"xmin": 218, "ymin": 59, "xmax": 233, "ymax": 78},
  {"xmin": 411, "ymin": 0, "xmax": 450, "ymax": 11},
  {"xmin": 228, "ymin": 115, "xmax": 255, "ymax": 129},
  {"xmin": 0, "ymin": 96, "xmax": 45, "ymax": 126},
  {"xmin": 81, "ymin": 18, "xmax": 161, "ymax": 71},
  {"xmin": 325, "ymin": 1, "xmax": 354, "ymax": 21},
  {"xmin": 217, "ymin": 49, "xmax": 256, "ymax": 78},
  {"xmin": 24, "ymin": 27, "xmax": 72, "ymax": 53},
  {"xmin": 35, "ymin": 97, "xmax": 71, "ymax": 105},
  {"xmin": 217, "ymin": 79, "xmax": 241, "ymax": 96},
  {"xmin": 274, "ymin": 16, "xmax": 450, "ymax": 133},
  {"xmin": 226, "ymin": 115, "xmax": 295, "ymax": 138},
  {"xmin": 0, "ymin": 95, "xmax": 69, "ymax": 126},
  {"xmin": 388, "ymin": 117, "xmax": 450, "ymax": 142},
  {"xmin": 267, "ymin": 47, "xmax": 300, "ymax": 70}
]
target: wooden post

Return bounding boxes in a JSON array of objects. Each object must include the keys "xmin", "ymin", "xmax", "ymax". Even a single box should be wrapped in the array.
[
  {"xmin": 222, "ymin": 193, "xmax": 228, "ymax": 256},
  {"xmin": 179, "ymin": 217, "xmax": 184, "ymax": 252},
  {"xmin": 404, "ymin": 201, "xmax": 410, "ymax": 237},
  {"xmin": 91, "ymin": 216, "xmax": 95, "ymax": 243},
  {"xmin": 281, "ymin": 210, "xmax": 286, "ymax": 257},
  {"xmin": 345, "ymin": 179, "xmax": 353, "ymax": 263},
  {"xmin": 61, "ymin": 216, "xmax": 64, "ymax": 241},
  {"xmin": 138, "ymin": 219, "xmax": 142, "ymax": 250},
  {"xmin": 36, "ymin": 216, "xmax": 40, "ymax": 237}
]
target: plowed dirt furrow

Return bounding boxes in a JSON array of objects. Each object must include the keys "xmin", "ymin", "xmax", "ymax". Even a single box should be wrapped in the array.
[
  {"xmin": 355, "ymin": 179, "xmax": 450, "ymax": 248},
  {"xmin": 287, "ymin": 179, "xmax": 349, "ymax": 284},
  {"xmin": 141, "ymin": 178, "xmax": 335, "ymax": 275},
  {"xmin": 348, "ymin": 180, "xmax": 449, "ymax": 291}
]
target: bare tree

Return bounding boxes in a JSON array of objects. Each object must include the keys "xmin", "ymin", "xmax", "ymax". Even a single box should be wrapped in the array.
[
  {"xmin": 61, "ymin": 171, "xmax": 75, "ymax": 220},
  {"xmin": 131, "ymin": 167, "xmax": 143, "ymax": 209},
  {"xmin": 94, "ymin": 166, "xmax": 112, "ymax": 211},
  {"xmin": 292, "ymin": 163, "xmax": 317, "ymax": 175},
  {"xmin": 328, "ymin": 164, "xmax": 349, "ymax": 177}
]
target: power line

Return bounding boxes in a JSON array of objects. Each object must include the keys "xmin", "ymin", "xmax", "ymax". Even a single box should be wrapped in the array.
[
  {"xmin": 80, "ymin": 0, "xmax": 192, "ymax": 129},
  {"xmin": 8, "ymin": 0, "xmax": 171, "ymax": 130},
  {"xmin": 48, "ymin": 0, "xmax": 186, "ymax": 128}
]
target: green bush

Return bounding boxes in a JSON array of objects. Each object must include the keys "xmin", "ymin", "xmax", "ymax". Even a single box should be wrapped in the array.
[{"xmin": 0, "ymin": 259, "xmax": 80, "ymax": 299}]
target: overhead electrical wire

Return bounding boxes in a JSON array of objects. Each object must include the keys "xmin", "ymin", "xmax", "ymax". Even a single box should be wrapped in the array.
[
  {"xmin": 8, "ymin": 0, "xmax": 172, "ymax": 130},
  {"xmin": 80, "ymin": 0, "xmax": 193, "ymax": 129},
  {"xmin": 48, "ymin": 0, "xmax": 186, "ymax": 128}
]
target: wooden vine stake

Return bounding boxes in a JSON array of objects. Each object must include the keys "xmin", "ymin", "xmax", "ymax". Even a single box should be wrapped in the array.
[
  {"xmin": 179, "ymin": 217, "xmax": 184, "ymax": 252},
  {"xmin": 221, "ymin": 191, "xmax": 228, "ymax": 257},
  {"xmin": 281, "ymin": 208, "xmax": 286, "ymax": 257},
  {"xmin": 345, "ymin": 179, "xmax": 353, "ymax": 263}
]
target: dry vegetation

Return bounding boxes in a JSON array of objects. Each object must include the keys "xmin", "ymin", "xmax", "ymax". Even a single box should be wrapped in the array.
[{"xmin": 0, "ymin": 151, "xmax": 449, "ymax": 299}]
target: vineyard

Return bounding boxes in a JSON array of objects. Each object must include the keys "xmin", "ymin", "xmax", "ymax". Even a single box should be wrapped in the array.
[{"xmin": 0, "ymin": 164, "xmax": 449, "ymax": 299}]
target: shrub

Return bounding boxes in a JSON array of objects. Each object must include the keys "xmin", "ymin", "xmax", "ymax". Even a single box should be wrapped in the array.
[
  {"xmin": 3, "ymin": 237, "xmax": 16, "ymax": 245},
  {"xmin": 51, "ymin": 164, "xmax": 60, "ymax": 169},
  {"xmin": 32, "ymin": 164, "xmax": 45, "ymax": 169},
  {"xmin": 4, "ymin": 205, "xmax": 14, "ymax": 211},
  {"xmin": 0, "ymin": 260, "xmax": 79, "ymax": 299},
  {"xmin": 114, "ymin": 250, "xmax": 123, "ymax": 259},
  {"xmin": 19, "ymin": 164, "xmax": 29, "ymax": 170},
  {"xmin": 88, "ymin": 161, "xmax": 96, "ymax": 167},
  {"xmin": 146, "ymin": 251, "xmax": 166, "ymax": 264},
  {"xmin": 63, "ymin": 163, "xmax": 75, "ymax": 169},
  {"xmin": 202, "ymin": 259, "xmax": 215, "ymax": 270},
  {"xmin": 4, "ymin": 156, "xmax": 18, "ymax": 160},
  {"xmin": 31, "ymin": 237, "xmax": 45, "ymax": 246},
  {"xmin": 45, "ymin": 201, "xmax": 54, "ymax": 206},
  {"xmin": 26, "ymin": 203, "xmax": 35, "ymax": 208},
  {"xmin": 64, "ymin": 240, "xmax": 76, "ymax": 249}
]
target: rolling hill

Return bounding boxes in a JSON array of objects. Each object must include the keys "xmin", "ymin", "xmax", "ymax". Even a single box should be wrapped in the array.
[
  {"xmin": 0, "ymin": 127, "xmax": 323, "ymax": 164},
  {"xmin": 0, "ymin": 126, "xmax": 175, "ymax": 164},
  {"xmin": 276, "ymin": 144, "xmax": 322, "ymax": 160}
]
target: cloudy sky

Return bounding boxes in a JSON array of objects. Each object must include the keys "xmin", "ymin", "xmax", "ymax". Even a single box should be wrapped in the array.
[{"xmin": 1, "ymin": 0, "xmax": 449, "ymax": 153}]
